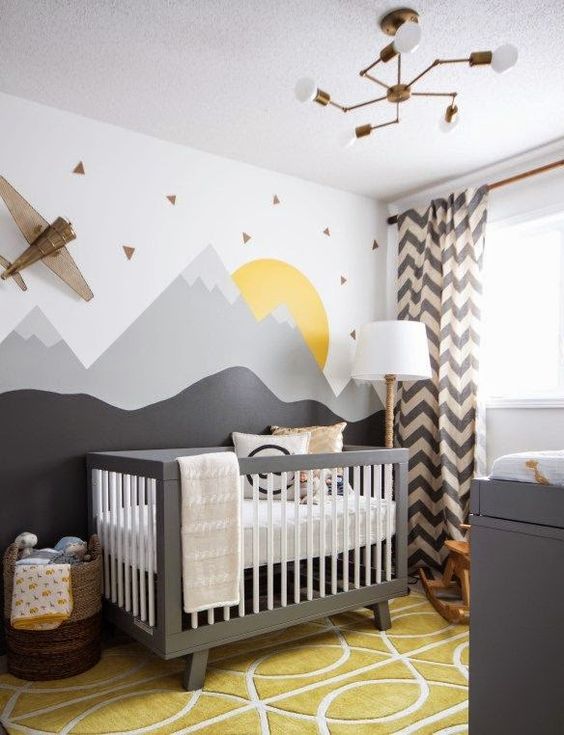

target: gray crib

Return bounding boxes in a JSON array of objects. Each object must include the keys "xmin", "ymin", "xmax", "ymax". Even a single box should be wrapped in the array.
[{"xmin": 87, "ymin": 445, "xmax": 408, "ymax": 690}]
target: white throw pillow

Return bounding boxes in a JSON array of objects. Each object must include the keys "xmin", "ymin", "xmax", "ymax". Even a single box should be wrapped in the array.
[{"xmin": 232, "ymin": 431, "xmax": 311, "ymax": 499}]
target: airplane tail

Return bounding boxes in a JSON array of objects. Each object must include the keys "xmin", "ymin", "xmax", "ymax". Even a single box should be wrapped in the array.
[{"xmin": 0, "ymin": 255, "xmax": 27, "ymax": 291}]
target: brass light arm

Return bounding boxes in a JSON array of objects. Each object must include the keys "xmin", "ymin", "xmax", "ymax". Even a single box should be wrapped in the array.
[
  {"xmin": 328, "ymin": 100, "xmax": 349, "ymax": 112},
  {"xmin": 371, "ymin": 116, "xmax": 399, "ymax": 132},
  {"xmin": 343, "ymin": 94, "xmax": 388, "ymax": 112},
  {"xmin": 359, "ymin": 56, "xmax": 383, "ymax": 76},
  {"xmin": 411, "ymin": 91, "xmax": 458, "ymax": 98},
  {"xmin": 362, "ymin": 72, "xmax": 390, "ymax": 90},
  {"xmin": 371, "ymin": 104, "xmax": 400, "ymax": 132},
  {"xmin": 407, "ymin": 57, "xmax": 471, "ymax": 88}
]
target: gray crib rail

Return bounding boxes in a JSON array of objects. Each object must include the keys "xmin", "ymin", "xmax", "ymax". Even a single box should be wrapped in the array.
[{"xmin": 86, "ymin": 446, "xmax": 408, "ymax": 662}]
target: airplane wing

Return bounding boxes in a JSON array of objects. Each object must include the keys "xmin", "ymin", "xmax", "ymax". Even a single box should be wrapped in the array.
[
  {"xmin": 0, "ymin": 177, "xmax": 49, "ymax": 244},
  {"xmin": 42, "ymin": 246, "xmax": 94, "ymax": 302}
]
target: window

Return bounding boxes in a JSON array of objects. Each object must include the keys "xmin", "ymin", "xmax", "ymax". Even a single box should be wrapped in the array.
[{"xmin": 482, "ymin": 210, "xmax": 564, "ymax": 406}]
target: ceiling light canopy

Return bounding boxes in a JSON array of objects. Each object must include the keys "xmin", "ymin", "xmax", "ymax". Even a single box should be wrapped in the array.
[{"xmin": 295, "ymin": 5, "xmax": 518, "ymax": 142}]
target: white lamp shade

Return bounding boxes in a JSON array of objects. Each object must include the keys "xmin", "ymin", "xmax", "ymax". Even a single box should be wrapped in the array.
[
  {"xmin": 295, "ymin": 77, "xmax": 317, "ymax": 103},
  {"xmin": 439, "ymin": 114, "xmax": 459, "ymax": 133},
  {"xmin": 393, "ymin": 21, "xmax": 422, "ymax": 54},
  {"xmin": 491, "ymin": 43, "xmax": 518, "ymax": 73},
  {"xmin": 352, "ymin": 320, "xmax": 432, "ymax": 381}
]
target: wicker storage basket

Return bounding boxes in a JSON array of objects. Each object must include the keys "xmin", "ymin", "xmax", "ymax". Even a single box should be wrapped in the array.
[{"xmin": 3, "ymin": 535, "xmax": 102, "ymax": 680}]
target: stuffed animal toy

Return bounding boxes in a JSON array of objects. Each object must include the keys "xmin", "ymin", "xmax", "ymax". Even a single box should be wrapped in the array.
[
  {"xmin": 14, "ymin": 532, "xmax": 38, "ymax": 559},
  {"xmin": 51, "ymin": 536, "xmax": 89, "ymax": 565}
]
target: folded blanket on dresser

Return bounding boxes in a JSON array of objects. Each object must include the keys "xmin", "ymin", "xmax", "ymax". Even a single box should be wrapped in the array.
[
  {"xmin": 178, "ymin": 452, "xmax": 241, "ymax": 613},
  {"xmin": 490, "ymin": 450, "xmax": 564, "ymax": 486},
  {"xmin": 11, "ymin": 563, "xmax": 73, "ymax": 630}
]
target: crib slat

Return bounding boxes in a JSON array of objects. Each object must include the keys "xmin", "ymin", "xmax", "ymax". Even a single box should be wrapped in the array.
[
  {"xmin": 281, "ymin": 472, "xmax": 288, "ymax": 608},
  {"xmin": 102, "ymin": 471, "xmax": 110, "ymax": 599},
  {"xmin": 191, "ymin": 612, "xmax": 198, "ymax": 629},
  {"xmin": 208, "ymin": 609, "xmax": 214, "ymax": 625},
  {"xmin": 374, "ymin": 465, "xmax": 383, "ymax": 584},
  {"xmin": 123, "ymin": 475, "xmax": 131, "ymax": 612},
  {"xmin": 117, "ymin": 473, "xmax": 124, "ymax": 608},
  {"xmin": 364, "ymin": 465, "xmax": 372, "ymax": 587},
  {"xmin": 385, "ymin": 464, "xmax": 393, "ymax": 581},
  {"xmin": 319, "ymin": 469, "xmax": 326, "ymax": 598},
  {"xmin": 343, "ymin": 466, "xmax": 349, "ymax": 592},
  {"xmin": 267, "ymin": 473, "xmax": 274, "ymax": 610},
  {"xmin": 139, "ymin": 477, "xmax": 147, "ymax": 622},
  {"xmin": 354, "ymin": 466, "xmax": 361, "ymax": 589},
  {"xmin": 131, "ymin": 476, "xmax": 139, "ymax": 618},
  {"xmin": 306, "ymin": 470, "xmax": 313, "ymax": 601},
  {"xmin": 238, "ymin": 475, "xmax": 245, "ymax": 619},
  {"xmin": 252, "ymin": 474, "xmax": 260, "ymax": 614},
  {"xmin": 331, "ymin": 468, "xmax": 338, "ymax": 595},
  {"xmin": 147, "ymin": 478, "xmax": 156, "ymax": 627},
  {"xmin": 109, "ymin": 472, "xmax": 117, "ymax": 604},
  {"xmin": 294, "ymin": 470, "xmax": 300, "ymax": 604},
  {"xmin": 93, "ymin": 469, "xmax": 102, "ymax": 543}
]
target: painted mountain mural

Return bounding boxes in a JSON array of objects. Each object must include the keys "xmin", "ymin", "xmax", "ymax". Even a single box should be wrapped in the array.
[{"xmin": 1, "ymin": 245, "xmax": 379, "ymax": 420}]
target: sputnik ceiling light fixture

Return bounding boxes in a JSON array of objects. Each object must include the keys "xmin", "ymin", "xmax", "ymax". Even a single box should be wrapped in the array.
[{"xmin": 295, "ymin": 6, "xmax": 518, "ymax": 146}]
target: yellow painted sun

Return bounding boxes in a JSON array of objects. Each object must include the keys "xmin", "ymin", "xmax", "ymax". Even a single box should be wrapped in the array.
[{"xmin": 232, "ymin": 259, "xmax": 329, "ymax": 369}]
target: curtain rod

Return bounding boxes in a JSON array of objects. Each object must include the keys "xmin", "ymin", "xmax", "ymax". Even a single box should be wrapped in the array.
[{"xmin": 386, "ymin": 158, "xmax": 564, "ymax": 226}]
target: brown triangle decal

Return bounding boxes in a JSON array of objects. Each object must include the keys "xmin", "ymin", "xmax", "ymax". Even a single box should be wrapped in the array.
[
  {"xmin": 340, "ymin": 276, "xmax": 347, "ymax": 285},
  {"xmin": 242, "ymin": 232, "xmax": 251, "ymax": 244},
  {"xmin": 73, "ymin": 161, "xmax": 85, "ymax": 175},
  {"xmin": 273, "ymin": 194, "xmax": 280, "ymax": 205},
  {"xmin": 123, "ymin": 246, "xmax": 135, "ymax": 260},
  {"xmin": 372, "ymin": 239, "xmax": 379, "ymax": 250},
  {"xmin": 166, "ymin": 194, "xmax": 176, "ymax": 205},
  {"xmin": 323, "ymin": 227, "xmax": 330, "ymax": 237},
  {"xmin": 350, "ymin": 329, "xmax": 356, "ymax": 340}
]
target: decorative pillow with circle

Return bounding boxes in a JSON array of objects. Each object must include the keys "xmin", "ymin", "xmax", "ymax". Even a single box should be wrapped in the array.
[{"xmin": 231, "ymin": 431, "xmax": 311, "ymax": 499}]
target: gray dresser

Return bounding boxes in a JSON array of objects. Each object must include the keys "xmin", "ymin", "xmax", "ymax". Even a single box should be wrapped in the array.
[{"xmin": 469, "ymin": 478, "xmax": 564, "ymax": 734}]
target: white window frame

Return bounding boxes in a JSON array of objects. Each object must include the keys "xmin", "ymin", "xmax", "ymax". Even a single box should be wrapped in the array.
[{"xmin": 484, "ymin": 203, "xmax": 564, "ymax": 410}]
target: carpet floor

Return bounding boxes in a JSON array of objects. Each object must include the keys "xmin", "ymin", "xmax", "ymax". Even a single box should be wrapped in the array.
[{"xmin": 0, "ymin": 591, "xmax": 468, "ymax": 734}]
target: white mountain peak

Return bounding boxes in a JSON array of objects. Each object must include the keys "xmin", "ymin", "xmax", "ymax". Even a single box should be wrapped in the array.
[
  {"xmin": 181, "ymin": 244, "xmax": 240, "ymax": 304},
  {"xmin": 14, "ymin": 307, "xmax": 62, "ymax": 348},
  {"xmin": 270, "ymin": 304, "xmax": 296, "ymax": 328}
]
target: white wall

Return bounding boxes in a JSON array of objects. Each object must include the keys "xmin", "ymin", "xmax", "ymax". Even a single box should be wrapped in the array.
[
  {"xmin": 387, "ymin": 140, "xmax": 564, "ymax": 469},
  {"xmin": 0, "ymin": 91, "xmax": 388, "ymax": 406}
]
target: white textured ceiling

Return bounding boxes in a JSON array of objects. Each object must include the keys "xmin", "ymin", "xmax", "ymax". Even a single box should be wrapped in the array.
[{"xmin": 0, "ymin": 0, "xmax": 563, "ymax": 200}]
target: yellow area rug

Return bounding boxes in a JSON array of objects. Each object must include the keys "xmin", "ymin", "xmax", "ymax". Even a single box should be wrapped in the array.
[{"xmin": 0, "ymin": 591, "xmax": 468, "ymax": 734}]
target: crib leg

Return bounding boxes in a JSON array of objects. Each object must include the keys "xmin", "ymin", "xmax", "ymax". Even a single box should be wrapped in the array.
[
  {"xmin": 371, "ymin": 600, "xmax": 391, "ymax": 631},
  {"xmin": 182, "ymin": 649, "xmax": 209, "ymax": 691}
]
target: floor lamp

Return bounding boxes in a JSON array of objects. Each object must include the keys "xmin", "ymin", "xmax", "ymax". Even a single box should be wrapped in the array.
[{"xmin": 352, "ymin": 321, "xmax": 431, "ymax": 448}]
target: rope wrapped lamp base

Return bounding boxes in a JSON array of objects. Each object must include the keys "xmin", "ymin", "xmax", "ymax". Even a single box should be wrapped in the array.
[{"xmin": 3, "ymin": 535, "xmax": 103, "ymax": 681}]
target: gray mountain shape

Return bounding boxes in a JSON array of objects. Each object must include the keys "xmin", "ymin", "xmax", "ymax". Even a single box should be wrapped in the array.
[
  {"xmin": 14, "ymin": 306, "xmax": 62, "ymax": 348},
  {"xmin": 182, "ymin": 244, "xmax": 240, "ymax": 304},
  {"xmin": 0, "ymin": 252, "xmax": 381, "ymax": 421}
]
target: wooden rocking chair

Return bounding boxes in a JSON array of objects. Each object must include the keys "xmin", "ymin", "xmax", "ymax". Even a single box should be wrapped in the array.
[{"xmin": 419, "ymin": 523, "xmax": 470, "ymax": 624}]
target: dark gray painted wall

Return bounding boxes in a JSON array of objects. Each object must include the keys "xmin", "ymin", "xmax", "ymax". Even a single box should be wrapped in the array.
[{"xmin": 0, "ymin": 365, "xmax": 383, "ymax": 650}]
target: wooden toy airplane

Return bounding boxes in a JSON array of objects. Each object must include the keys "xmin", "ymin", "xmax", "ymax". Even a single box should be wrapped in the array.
[{"xmin": 0, "ymin": 176, "xmax": 93, "ymax": 301}]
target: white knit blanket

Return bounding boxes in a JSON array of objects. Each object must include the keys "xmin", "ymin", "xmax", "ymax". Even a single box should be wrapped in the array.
[{"xmin": 178, "ymin": 452, "xmax": 241, "ymax": 613}]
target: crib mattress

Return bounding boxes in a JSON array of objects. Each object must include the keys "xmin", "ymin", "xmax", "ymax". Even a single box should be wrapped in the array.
[
  {"xmin": 99, "ymin": 497, "xmax": 396, "ymax": 571},
  {"xmin": 490, "ymin": 450, "xmax": 564, "ymax": 486}
]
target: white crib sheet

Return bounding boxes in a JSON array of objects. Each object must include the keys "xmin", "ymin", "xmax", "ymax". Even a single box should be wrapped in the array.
[{"xmin": 99, "ymin": 496, "xmax": 396, "ymax": 571}]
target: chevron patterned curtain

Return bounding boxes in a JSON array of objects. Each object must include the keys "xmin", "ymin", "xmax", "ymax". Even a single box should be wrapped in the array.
[{"xmin": 396, "ymin": 186, "xmax": 489, "ymax": 569}]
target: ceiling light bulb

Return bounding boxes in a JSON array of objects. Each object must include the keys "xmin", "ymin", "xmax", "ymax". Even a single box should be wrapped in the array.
[
  {"xmin": 339, "ymin": 130, "xmax": 357, "ymax": 149},
  {"xmin": 294, "ymin": 77, "xmax": 317, "ymax": 103},
  {"xmin": 393, "ymin": 21, "xmax": 421, "ymax": 54},
  {"xmin": 491, "ymin": 44, "xmax": 518, "ymax": 73},
  {"xmin": 439, "ymin": 111, "xmax": 459, "ymax": 133}
]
